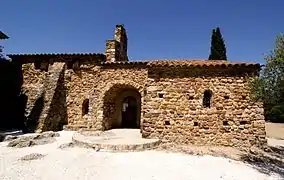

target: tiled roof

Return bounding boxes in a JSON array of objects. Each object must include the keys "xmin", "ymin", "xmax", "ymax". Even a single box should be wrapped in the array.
[
  {"xmin": 146, "ymin": 60, "xmax": 260, "ymax": 68},
  {"xmin": 8, "ymin": 52, "xmax": 104, "ymax": 57},
  {"xmin": 6, "ymin": 53, "xmax": 261, "ymax": 69},
  {"xmin": 101, "ymin": 60, "xmax": 260, "ymax": 68},
  {"xmin": 100, "ymin": 61, "xmax": 148, "ymax": 65}
]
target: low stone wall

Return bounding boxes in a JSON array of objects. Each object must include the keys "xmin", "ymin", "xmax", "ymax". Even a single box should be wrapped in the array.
[{"xmin": 142, "ymin": 67, "xmax": 266, "ymax": 149}]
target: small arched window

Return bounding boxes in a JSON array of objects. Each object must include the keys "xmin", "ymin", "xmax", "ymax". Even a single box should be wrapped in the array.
[
  {"xmin": 203, "ymin": 90, "xmax": 212, "ymax": 108},
  {"xmin": 82, "ymin": 99, "xmax": 89, "ymax": 116}
]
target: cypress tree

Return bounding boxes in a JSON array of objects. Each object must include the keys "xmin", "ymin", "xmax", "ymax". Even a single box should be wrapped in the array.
[
  {"xmin": 208, "ymin": 29, "xmax": 217, "ymax": 60},
  {"xmin": 208, "ymin": 27, "xmax": 227, "ymax": 60}
]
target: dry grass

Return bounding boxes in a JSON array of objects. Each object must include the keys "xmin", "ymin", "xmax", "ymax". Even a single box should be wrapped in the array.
[{"xmin": 266, "ymin": 122, "xmax": 284, "ymax": 140}]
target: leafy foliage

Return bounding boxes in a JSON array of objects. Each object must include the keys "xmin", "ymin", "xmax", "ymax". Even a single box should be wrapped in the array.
[
  {"xmin": 266, "ymin": 104, "xmax": 284, "ymax": 122},
  {"xmin": 250, "ymin": 34, "xmax": 284, "ymax": 104},
  {"xmin": 250, "ymin": 34, "xmax": 284, "ymax": 122},
  {"xmin": 208, "ymin": 27, "xmax": 227, "ymax": 60}
]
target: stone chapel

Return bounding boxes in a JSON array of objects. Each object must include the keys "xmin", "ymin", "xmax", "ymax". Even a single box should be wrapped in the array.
[{"xmin": 8, "ymin": 25, "xmax": 266, "ymax": 148}]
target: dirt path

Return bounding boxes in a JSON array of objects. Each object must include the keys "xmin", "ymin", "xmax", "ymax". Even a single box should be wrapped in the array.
[{"xmin": 0, "ymin": 131, "xmax": 282, "ymax": 180}]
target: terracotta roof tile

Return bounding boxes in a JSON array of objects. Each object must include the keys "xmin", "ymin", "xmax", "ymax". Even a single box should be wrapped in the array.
[
  {"xmin": 100, "ymin": 60, "xmax": 260, "ymax": 68},
  {"xmin": 101, "ymin": 61, "xmax": 148, "ymax": 65},
  {"xmin": 8, "ymin": 52, "xmax": 104, "ymax": 57},
  {"xmin": 6, "ymin": 53, "xmax": 260, "ymax": 69},
  {"xmin": 146, "ymin": 60, "xmax": 260, "ymax": 68}
]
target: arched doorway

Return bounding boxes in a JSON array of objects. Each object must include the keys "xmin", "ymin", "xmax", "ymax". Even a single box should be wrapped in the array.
[
  {"xmin": 121, "ymin": 96, "xmax": 139, "ymax": 128},
  {"xmin": 103, "ymin": 84, "xmax": 141, "ymax": 130}
]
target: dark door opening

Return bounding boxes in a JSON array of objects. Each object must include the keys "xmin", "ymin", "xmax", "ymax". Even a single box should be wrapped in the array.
[{"xmin": 121, "ymin": 96, "xmax": 139, "ymax": 128}]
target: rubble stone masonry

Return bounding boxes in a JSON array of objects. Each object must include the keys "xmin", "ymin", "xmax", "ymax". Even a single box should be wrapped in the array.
[
  {"xmin": 64, "ymin": 64, "xmax": 147, "ymax": 131},
  {"xmin": 22, "ymin": 62, "xmax": 67, "ymax": 132},
  {"xmin": 142, "ymin": 66, "xmax": 266, "ymax": 149}
]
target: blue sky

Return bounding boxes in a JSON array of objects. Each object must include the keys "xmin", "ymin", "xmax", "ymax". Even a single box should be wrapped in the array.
[{"xmin": 1, "ymin": 0, "xmax": 283, "ymax": 64}]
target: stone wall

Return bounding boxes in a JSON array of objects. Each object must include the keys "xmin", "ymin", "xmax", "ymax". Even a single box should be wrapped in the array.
[
  {"xmin": 64, "ymin": 64, "xmax": 101, "ymax": 130},
  {"xmin": 39, "ymin": 62, "xmax": 67, "ymax": 132},
  {"xmin": 18, "ymin": 58, "xmax": 266, "ymax": 149},
  {"xmin": 142, "ymin": 66, "xmax": 266, "ymax": 149},
  {"xmin": 64, "ymin": 64, "xmax": 147, "ymax": 131},
  {"xmin": 22, "ymin": 63, "xmax": 47, "ymax": 131},
  {"xmin": 22, "ymin": 62, "xmax": 66, "ymax": 132}
]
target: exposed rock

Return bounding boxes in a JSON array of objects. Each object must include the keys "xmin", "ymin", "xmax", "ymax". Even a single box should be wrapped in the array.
[
  {"xmin": 36, "ymin": 131, "xmax": 60, "ymax": 139},
  {"xmin": 7, "ymin": 132, "xmax": 58, "ymax": 148},
  {"xmin": 20, "ymin": 153, "xmax": 45, "ymax": 161},
  {"xmin": 34, "ymin": 137, "xmax": 56, "ymax": 146},
  {"xmin": 8, "ymin": 139, "xmax": 36, "ymax": 148},
  {"xmin": 4, "ymin": 135, "xmax": 18, "ymax": 141},
  {"xmin": 58, "ymin": 142, "xmax": 99, "ymax": 150},
  {"xmin": 58, "ymin": 142, "xmax": 76, "ymax": 149}
]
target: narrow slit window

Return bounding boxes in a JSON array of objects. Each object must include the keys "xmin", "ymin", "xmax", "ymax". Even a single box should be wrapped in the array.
[
  {"xmin": 224, "ymin": 95, "xmax": 230, "ymax": 100},
  {"xmin": 187, "ymin": 94, "xmax": 194, "ymax": 100},
  {"xmin": 82, "ymin": 99, "xmax": 89, "ymax": 116},
  {"xmin": 203, "ymin": 89, "xmax": 212, "ymax": 108},
  {"xmin": 158, "ymin": 92, "xmax": 164, "ymax": 98},
  {"xmin": 223, "ymin": 121, "xmax": 229, "ymax": 126}
]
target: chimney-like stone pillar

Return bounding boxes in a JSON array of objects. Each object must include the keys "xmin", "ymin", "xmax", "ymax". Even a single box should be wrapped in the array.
[
  {"xmin": 115, "ymin": 24, "xmax": 128, "ymax": 62},
  {"xmin": 105, "ymin": 24, "xmax": 128, "ymax": 62},
  {"xmin": 105, "ymin": 40, "xmax": 119, "ymax": 62}
]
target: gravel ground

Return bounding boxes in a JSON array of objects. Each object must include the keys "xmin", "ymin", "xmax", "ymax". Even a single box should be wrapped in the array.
[{"xmin": 0, "ymin": 131, "xmax": 282, "ymax": 180}]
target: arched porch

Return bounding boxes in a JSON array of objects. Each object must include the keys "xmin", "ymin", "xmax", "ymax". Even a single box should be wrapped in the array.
[{"xmin": 103, "ymin": 84, "xmax": 141, "ymax": 130}]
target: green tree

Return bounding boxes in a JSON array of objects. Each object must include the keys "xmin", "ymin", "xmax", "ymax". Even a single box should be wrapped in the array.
[
  {"xmin": 250, "ymin": 34, "xmax": 284, "ymax": 104},
  {"xmin": 208, "ymin": 27, "xmax": 227, "ymax": 60},
  {"xmin": 250, "ymin": 34, "xmax": 284, "ymax": 122}
]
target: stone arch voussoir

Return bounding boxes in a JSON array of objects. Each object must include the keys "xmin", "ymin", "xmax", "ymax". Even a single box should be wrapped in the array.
[{"xmin": 102, "ymin": 80, "xmax": 144, "ymax": 97}]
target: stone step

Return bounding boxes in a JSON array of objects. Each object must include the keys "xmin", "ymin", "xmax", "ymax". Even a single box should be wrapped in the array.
[{"xmin": 72, "ymin": 129, "xmax": 161, "ymax": 152}]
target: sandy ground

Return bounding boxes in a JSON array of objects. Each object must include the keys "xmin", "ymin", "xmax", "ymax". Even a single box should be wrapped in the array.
[
  {"xmin": 266, "ymin": 123, "xmax": 284, "ymax": 140},
  {"xmin": 0, "ymin": 131, "xmax": 282, "ymax": 180}
]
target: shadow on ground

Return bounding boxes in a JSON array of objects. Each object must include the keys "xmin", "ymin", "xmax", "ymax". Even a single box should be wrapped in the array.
[{"xmin": 240, "ymin": 145, "xmax": 284, "ymax": 178}]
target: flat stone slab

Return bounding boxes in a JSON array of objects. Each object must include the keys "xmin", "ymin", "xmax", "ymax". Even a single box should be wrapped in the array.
[{"xmin": 72, "ymin": 129, "xmax": 161, "ymax": 152}]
